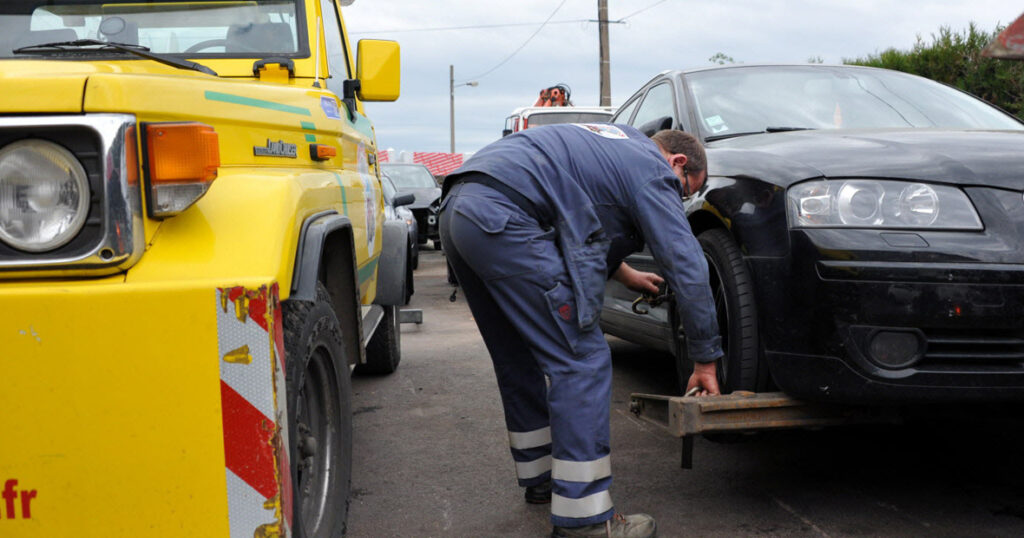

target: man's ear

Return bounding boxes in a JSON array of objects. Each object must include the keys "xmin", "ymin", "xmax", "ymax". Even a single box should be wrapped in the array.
[{"xmin": 671, "ymin": 153, "xmax": 689, "ymax": 168}]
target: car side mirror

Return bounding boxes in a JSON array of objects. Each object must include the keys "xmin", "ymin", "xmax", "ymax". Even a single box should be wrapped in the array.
[
  {"xmin": 638, "ymin": 115, "xmax": 674, "ymax": 137},
  {"xmin": 393, "ymin": 192, "xmax": 416, "ymax": 207}
]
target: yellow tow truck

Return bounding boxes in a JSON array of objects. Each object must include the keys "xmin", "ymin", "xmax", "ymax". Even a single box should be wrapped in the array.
[{"xmin": 0, "ymin": 1, "xmax": 402, "ymax": 536}]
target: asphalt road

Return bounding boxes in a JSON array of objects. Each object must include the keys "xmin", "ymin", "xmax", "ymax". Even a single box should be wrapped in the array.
[{"xmin": 348, "ymin": 249, "xmax": 1024, "ymax": 537}]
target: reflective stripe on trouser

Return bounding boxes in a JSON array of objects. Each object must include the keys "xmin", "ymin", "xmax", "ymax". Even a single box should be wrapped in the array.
[
  {"xmin": 440, "ymin": 182, "xmax": 616, "ymax": 527},
  {"xmin": 510, "ymin": 427, "xmax": 552, "ymax": 481}
]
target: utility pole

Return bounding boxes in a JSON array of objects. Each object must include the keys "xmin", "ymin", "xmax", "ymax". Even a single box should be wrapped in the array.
[
  {"xmin": 449, "ymin": 64, "xmax": 455, "ymax": 154},
  {"xmin": 598, "ymin": 0, "xmax": 611, "ymax": 106}
]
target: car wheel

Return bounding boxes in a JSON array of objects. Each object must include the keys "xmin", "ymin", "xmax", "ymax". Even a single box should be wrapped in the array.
[
  {"xmin": 282, "ymin": 283, "xmax": 352, "ymax": 538},
  {"xmin": 697, "ymin": 228, "xmax": 761, "ymax": 393},
  {"xmin": 411, "ymin": 241, "xmax": 419, "ymax": 270},
  {"xmin": 357, "ymin": 304, "xmax": 401, "ymax": 375},
  {"xmin": 446, "ymin": 259, "xmax": 458, "ymax": 285},
  {"xmin": 404, "ymin": 248, "xmax": 415, "ymax": 304}
]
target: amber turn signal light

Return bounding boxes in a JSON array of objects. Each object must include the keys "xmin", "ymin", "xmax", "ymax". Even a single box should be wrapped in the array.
[
  {"xmin": 310, "ymin": 143, "xmax": 337, "ymax": 161},
  {"xmin": 145, "ymin": 123, "xmax": 220, "ymax": 218}
]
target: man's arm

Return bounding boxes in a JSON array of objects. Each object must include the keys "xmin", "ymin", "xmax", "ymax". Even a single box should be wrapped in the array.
[
  {"xmin": 611, "ymin": 262, "xmax": 663, "ymax": 294},
  {"xmin": 631, "ymin": 176, "xmax": 724, "ymax": 391}
]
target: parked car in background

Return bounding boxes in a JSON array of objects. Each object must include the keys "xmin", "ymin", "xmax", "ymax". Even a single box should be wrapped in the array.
[
  {"xmin": 382, "ymin": 162, "xmax": 442, "ymax": 248},
  {"xmin": 600, "ymin": 64, "xmax": 1024, "ymax": 404},
  {"xmin": 382, "ymin": 173, "xmax": 419, "ymax": 273},
  {"xmin": 503, "ymin": 106, "xmax": 615, "ymax": 136}
]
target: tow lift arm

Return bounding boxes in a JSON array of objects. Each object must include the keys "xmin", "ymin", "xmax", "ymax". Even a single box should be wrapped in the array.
[{"xmin": 629, "ymin": 391, "xmax": 899, "ymax": 469}]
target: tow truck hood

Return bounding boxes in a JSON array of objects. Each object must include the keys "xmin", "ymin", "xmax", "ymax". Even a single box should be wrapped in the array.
[
  {"xmin": 0, "ymin": 59, "xmax": 215, "ymax": 114},
  {"xmin": 709, "ymin": 129, "xmax": 1024, "ymax": 190}
]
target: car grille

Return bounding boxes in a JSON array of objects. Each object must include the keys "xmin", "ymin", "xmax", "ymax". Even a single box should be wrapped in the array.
[{"xmin": 919, "ymin": 328, "xmax": 1024, "ymax": 369}]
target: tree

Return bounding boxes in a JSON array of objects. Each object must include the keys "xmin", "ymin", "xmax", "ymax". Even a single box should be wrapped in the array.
[{"xmin": 845, "ymin": 23, "xmax": 1024, "ymax": 119}]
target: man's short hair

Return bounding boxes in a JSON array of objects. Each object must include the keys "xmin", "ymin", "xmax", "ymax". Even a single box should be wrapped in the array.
[{"xmin": 651, "ymin": 130, "xmax": 706, "ymax": 173}]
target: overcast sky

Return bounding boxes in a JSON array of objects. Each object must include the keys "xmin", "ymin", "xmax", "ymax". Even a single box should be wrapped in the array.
[{"xmin": 342, "ymin": 1, "xmax": 1022, "ymax": 155}]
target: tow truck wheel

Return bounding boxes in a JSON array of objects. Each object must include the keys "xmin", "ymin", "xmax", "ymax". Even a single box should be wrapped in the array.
[
  {"xmin": 357, "ymin": 304, "xmax": 401, "ymax": 375},
  {"xmin": 697, "ymin": 228, "xmax": 762, "ymax": 393},
  {"xmin": 282, "ymin": 283, "xmax": 352, "ymax": 538}
]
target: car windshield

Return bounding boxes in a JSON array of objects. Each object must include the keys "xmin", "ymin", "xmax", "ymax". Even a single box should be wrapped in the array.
[
  {"xmin": 528, "ymin": 111, "xmax": 613, "ymax": 127},
  {"xmin": 687, "ymin": 66, "xmax": 1024, "ymax": 139},
  {"xmin": 384, "ymin": 165, "xmax": 436, "ymax": 189},
  {"xmin": 0, "ymin": 0, "xmax": 302, "ymax": 58},
  {"xmin": 380, "ymin": 175, "xmax": 396, "ymax": 202}
]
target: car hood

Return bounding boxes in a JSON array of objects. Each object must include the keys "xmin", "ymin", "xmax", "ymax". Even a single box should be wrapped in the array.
[
  {"xmin": 397, "ymin": 187, "xmax": 442, "ymax": 208},
  {"xmin": 708, "ymin": 129, "xmax": 1024, "ymax": 189}
]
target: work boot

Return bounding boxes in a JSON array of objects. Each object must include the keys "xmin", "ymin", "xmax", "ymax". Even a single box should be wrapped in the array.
[
  {"xmin": 551, "ymin": 513, "xmax": 657, "ymax": 538},
  {"xmin": 524, "ymin": 480, "xmax": 552, "ymax": 504}
]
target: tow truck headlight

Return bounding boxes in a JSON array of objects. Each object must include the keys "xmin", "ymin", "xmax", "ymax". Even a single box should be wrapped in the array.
[
  {"xmin": 787, "ymin": 179, "xmax": 982, "ymax": 230},
  {"xmin": 0, "ymin": 139, "xmax": 90, "ymax": 252}
]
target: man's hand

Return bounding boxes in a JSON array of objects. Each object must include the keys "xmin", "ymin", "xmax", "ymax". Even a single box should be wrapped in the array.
[
  {"xmin": 612, "ymin": 262, "xmax": 663, "ymax": 295},
  {"xmin": 685, "ymin": 361, "xmax": 721, "ymax": 396}
]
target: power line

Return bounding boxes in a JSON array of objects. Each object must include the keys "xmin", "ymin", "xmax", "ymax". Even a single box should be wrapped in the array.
[
  {"xmin": 350, "ymin": 18, "xmax": 589, "ymax": 35},
  {"xmin": 461, "ymin": 0, "xmax": 568, "ymax": 83},
  {"xmin": 351, "ymin": 1, "xmax": 668, "ymax": 35},
  {"xmin": 619, "ymin": 0, "xmax": 669, "ymax": 22}
]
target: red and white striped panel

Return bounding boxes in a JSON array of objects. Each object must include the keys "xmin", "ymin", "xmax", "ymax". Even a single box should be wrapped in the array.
[
  {"xmin": 216, "ymin": 284, "xmax": 293, "ymax": 537},
  {"xmin": 412, "ymin": 151, "xmax": 464, "ymax": 176},
  {"xmin": 377, "ymin": 150, "xmax": 390, "ymax": 163}
]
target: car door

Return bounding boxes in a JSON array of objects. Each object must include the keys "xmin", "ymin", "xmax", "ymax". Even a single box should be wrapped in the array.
[{"xmin": 600, "ymin": 80, "xmax": 681, "ymax": 354}]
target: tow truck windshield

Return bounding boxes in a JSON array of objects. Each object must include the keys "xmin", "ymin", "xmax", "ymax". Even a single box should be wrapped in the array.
[{"xmin": 0, "ymin": 0, "xmax": 304, "ymax": 59}]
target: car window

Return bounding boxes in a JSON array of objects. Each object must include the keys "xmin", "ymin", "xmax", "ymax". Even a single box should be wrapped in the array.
[
  {"xmin": 630, "ymin": 83, "xmax": 675, "ymax": 129},
  {"xmin": 527, "ymin": 111, "xmax": 613, "ymax": 127},
  {"xmin": 382, "ymin": 165, "xmax": 436, "ymax": 189},
  {"xmin": 613, "ymin": 96, "xmax": 640, "ymax": 124},
  {"xmin": 320, "ymin": 0, "xmax": 351, "ymax": 96},
  {"xmin": 3, "ymin": 0, "xmax": 302, "ymax": 57},
  {"xmin": 686, "ymin": 66, "xmax": 1024, "ymax": 137}
]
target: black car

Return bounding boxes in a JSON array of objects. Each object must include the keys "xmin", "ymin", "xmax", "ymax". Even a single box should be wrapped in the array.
[
  {"xmin": 381, "ymin": 163, "xmax": 442, "ymax": 248},
  {"xmin": 600, "ymin": 64, "xmax": 1024, "ymax": 404}
]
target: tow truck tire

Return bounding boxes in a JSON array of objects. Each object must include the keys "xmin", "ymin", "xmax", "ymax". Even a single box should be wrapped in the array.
[
  {"xmin": 357, "ymin": 304, "xmax": 401, "ymax": 375},
  {"xmin": 697, "ymin": 228, "xmax": 762, "ymax": 393},
  {"xmin": 282, "ymin": 283, "xmax": 352, "ymax": 538}
]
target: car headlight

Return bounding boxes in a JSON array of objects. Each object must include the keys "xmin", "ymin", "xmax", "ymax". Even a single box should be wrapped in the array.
[
  {"xmin": 787, "ymin": 179, "xmax": 982, "ymax": 230},
  {"xmin": 0, "ymin": 139, "xmax": 90, "ymax": 252}
]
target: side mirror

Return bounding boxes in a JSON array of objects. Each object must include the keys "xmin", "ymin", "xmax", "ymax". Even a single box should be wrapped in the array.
[
  {"xmin": 356, "ymin": 39, "xmax": 400, "ymax": 102},
  {"xmin": 393, "ymin": 192, "xmax": 416, "ymax": 207},
  {"xmin": 637, "ymin": 115, "xmax": 673, "ymax": 137},
  {"xmin": 502, "ymin": 129, "xmax": 513, "ymax": 137}
]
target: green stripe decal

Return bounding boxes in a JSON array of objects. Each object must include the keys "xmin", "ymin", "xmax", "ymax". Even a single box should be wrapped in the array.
[
  {"xmin": 204, "ymin": 91, "xmax": 311, "ymax": 116},
  {"xmin": 358, "ymin": 257, "xmax": 379, "ymax": 286},
  {"xmin": 305, "ymin": 134, "xmax": 317, "ymax": 142},
  {"xmin": 330, "ymin": 172, "xmax": 348, "ymax": 215},
  {"xmin": 300, "ymin": 121, "xmax": 316, "ymax": 130}
]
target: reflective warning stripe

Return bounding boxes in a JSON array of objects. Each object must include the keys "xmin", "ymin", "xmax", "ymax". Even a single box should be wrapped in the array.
[
  {"xmin": 217, "ymin": 284, "xmax": 292, "ymax": 537},
  {"xmin": 551, "ymin": 490, "xmax": 614, "ymax": 519},
  {"xmin": 552, "ymin": 455, "xmax": 611, "ymax": 483},
  {"xmin": 515, "ymin": 455, "xmax": 552, "ymax": 480},
  {"xmin": 508, "ymin": 427, "xmax": 551, "ymax": 450}
]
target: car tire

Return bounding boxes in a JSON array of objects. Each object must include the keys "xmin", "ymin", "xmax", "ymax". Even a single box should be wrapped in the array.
[
  {"xmin": 282, "ymin": 283, "xmax": 352, "ymax": 538},
  {"xmin": 697, "ymin": 228, "xmax": 762, "ymax": 393},
  {"xmin": 411, "ymin": 242, "xmax": 419, "ymax": 270},
  {"xmin": 357, "ymin": 304, "xmax": 401, "ymax": 375}
]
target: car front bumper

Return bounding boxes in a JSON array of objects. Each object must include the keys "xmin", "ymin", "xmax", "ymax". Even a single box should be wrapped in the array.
[{"xmin": 753, "ymin": 225, "xmax": 1024, "ymax": 404}]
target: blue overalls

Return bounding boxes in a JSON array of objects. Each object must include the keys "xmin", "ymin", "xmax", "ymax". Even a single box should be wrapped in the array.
[{"xmin": 439, "ymin": 123, "xmax": 722, "ymax": 528}]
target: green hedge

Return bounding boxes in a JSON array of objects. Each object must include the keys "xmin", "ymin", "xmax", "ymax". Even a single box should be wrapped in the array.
[{"xmin": 845, "ymin": 23, "xmax": 1024, "ymax": 119}]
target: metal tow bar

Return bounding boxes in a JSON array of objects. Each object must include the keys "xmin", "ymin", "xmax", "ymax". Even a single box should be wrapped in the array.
[{"xmin": 628, "ymin": 391, "xmax": 899, "ymax": 469}]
